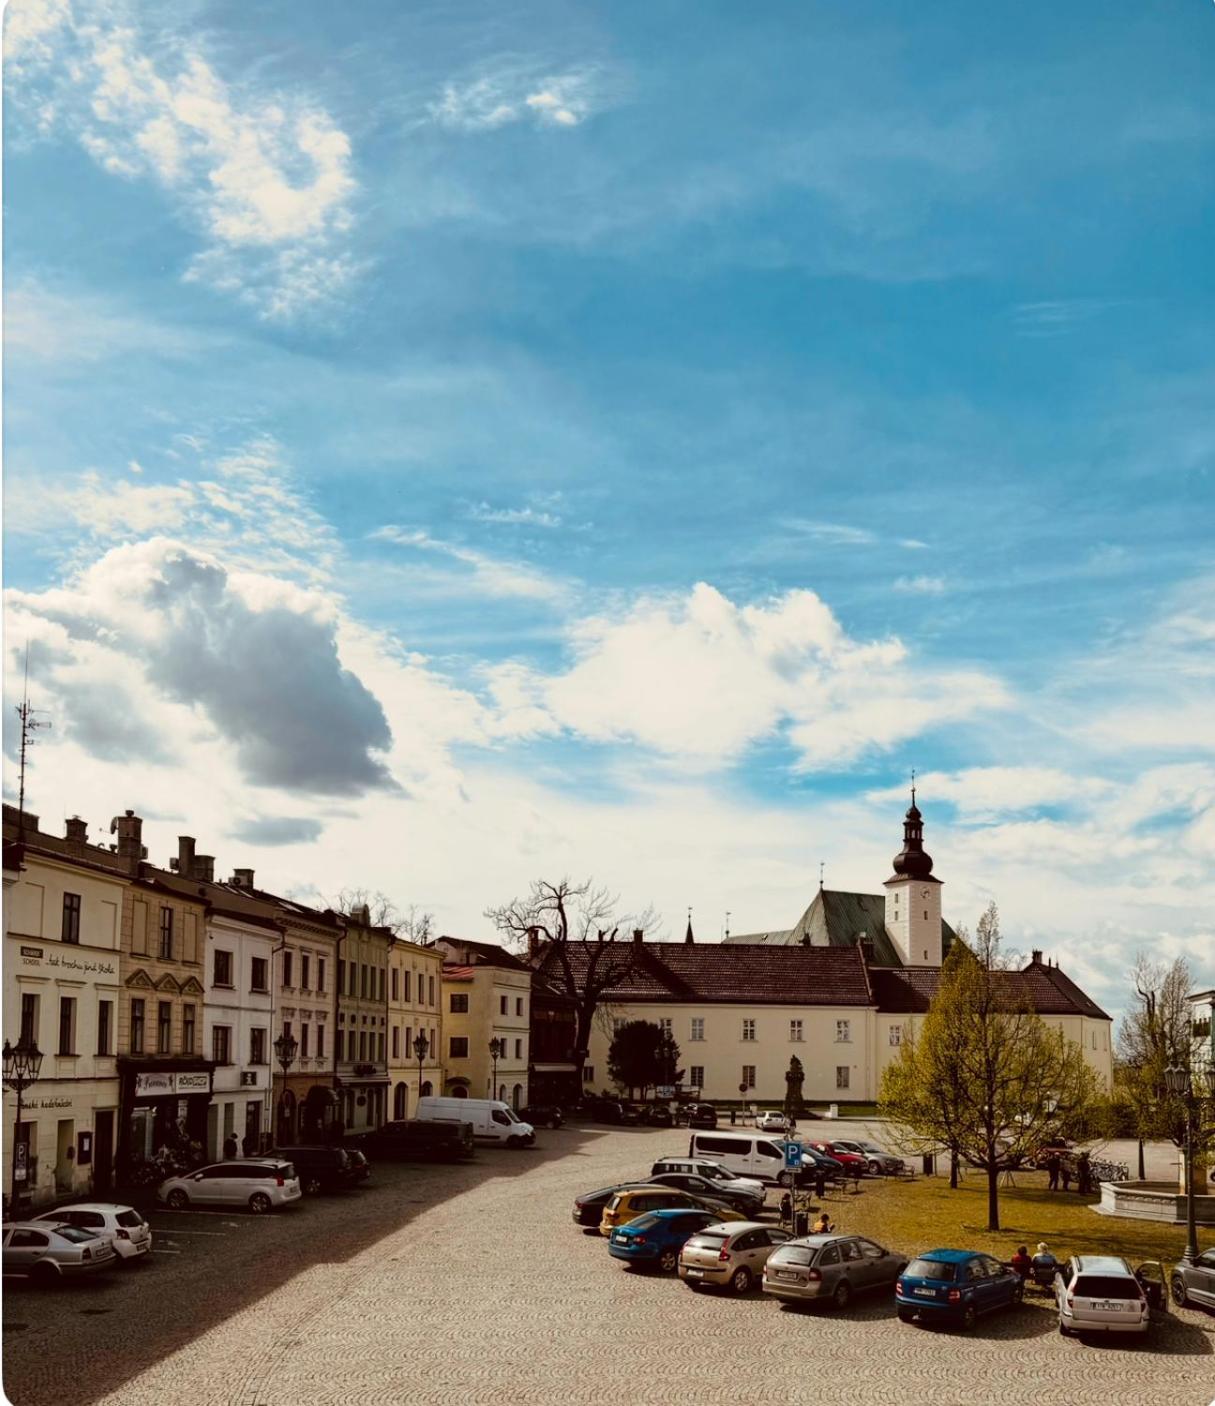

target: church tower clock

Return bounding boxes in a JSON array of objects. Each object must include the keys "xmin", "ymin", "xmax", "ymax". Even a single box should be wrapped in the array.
[{"xmin": 883, "ymin": 785, "xmax": 943, "ymax": 967}]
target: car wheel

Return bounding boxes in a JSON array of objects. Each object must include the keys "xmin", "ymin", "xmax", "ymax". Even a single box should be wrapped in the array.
[
  {"xmin": 868, "ymin": 1160, "xmax": 882, "ymax": 1176},
  {"xmin": 166, "ymin": 1189, "xmax": 189, "ymax": 1210},
  {"xmin": 832, "ymin": 1279, "xmax": 852, "ymax": 1310},
  {"xmin": 1171, "ymin": 1275, "xmax": 1189, "ymax": 1309},
  {"xmin": 897, "ymin": 1308, "xmax": 914, "ymax": 1323},
  {"xmin": 32, "ymin": 1261, "xmax": 60, "ymax": 1289},
  {"xmin": 659, "ymin": 1249, "xmax": 678, "ymax": 1273},
  {"xmin": 248, "ymin": 1192, "xmax": 272, "ymax": 1215},
  {"xmin": 777, "ymin": 1171, "xmax": 793, "ymax": 1188},
  {"xmin": 730, "ymin": 1266, "xmax": 753, "ymax": 1295},
  {"xmin": 303, "ymin": 1175, "xmax": 323, "ymax": 1196},
  {"xmin": 1059, "ymin": 1320, "xmax": 1072, "ymax": 1337},
  {"xmin": 960, "ymin": 1303, "xmax": 977, "ymax": 1331},
  {"xmin": 1012, "ymin": 1280, "xmax": 1024, "ymax": 1305},
  {"xmin": 507, "ymin": 1135, "xmax": 521, "ymax": 1149}
]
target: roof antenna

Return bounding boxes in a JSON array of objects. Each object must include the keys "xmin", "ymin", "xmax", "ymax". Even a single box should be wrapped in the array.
[
  {"xmin": 15, "ymin": 643, "xmax": 52, "ymax": 843},
  {"xmin": 724, "ymin": 910, "xmax": 731, "ymax": 940},
  {"xmin": 819, "ymin": 861, "xmax": 825, "ymax": 891},
  {"xmin": 911, "ymin": 766, "xmax": 916, "ymax": 806}
]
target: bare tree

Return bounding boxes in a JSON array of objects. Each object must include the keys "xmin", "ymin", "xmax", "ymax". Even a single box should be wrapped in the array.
[
  {"xmin": 1117, "ymin": 953, "xmax": 1196, "ymax": 1176},
  {"xmin": 329, "ymin": 887, "xmax": 422, "ymax": 937},
  {"xmin": 485, "ymin": 877, "xmax": 655, "ymax": 1085}
]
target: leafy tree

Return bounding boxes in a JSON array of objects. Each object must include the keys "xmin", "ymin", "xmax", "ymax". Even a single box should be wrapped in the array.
[
  {"xmin": 486, "ymin": 877, "xmax": 655, "ymax": 1084},
  {"xmin": 607, "ymin": 1020, "xmax": 679, "ymax": 1098},
  {"xmin": 881, "ymin": 903, "xmax": 1103, "ymax": 1230}
]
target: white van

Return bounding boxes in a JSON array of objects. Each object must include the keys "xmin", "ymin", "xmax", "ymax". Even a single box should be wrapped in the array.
[
  {"xmin": 415, "ymin": 1097, "xmax": 536, "ymax": 1148},
  {"xmin": 687, "ymin": 1131, "xmax": 788, "ymax": 1183}
]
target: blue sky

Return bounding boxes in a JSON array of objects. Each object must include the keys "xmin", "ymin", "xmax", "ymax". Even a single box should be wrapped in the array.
[{"xmin": 4, "ymin": 0, "xmax": 1213, "ymax": 1018}]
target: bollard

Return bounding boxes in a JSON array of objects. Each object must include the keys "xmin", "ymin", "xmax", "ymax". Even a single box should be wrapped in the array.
[{"xmin": 730, "ymin": 1108, "xmax": 736, "ymax": 1125}]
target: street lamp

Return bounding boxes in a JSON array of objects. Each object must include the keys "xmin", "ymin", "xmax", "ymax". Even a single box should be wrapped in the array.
[
  {"xmin": 3, "ymin": 1038, "xmax": 44, "ymax": 1212},
  {"xmin": 274, "ymin": 1031, "xmax": 298, "ymax": 1142},
  {"xmin": 1164, "ymin": 1062, "xmax": 1213, "ymax": 1264},
  {"xmin": 413, "ymin": 1030, "xmax": 429, "ymax": 1109},
  {"xmin": 489, "ymin": 1037, "xmax": 505, "ymax": 1100}
]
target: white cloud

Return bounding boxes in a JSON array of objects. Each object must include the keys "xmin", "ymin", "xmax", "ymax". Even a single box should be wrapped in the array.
[
  {"xmin": 430, "ymin": 65, "xmax": 599, "ymax": 132},
  {"xmin": 870, "ymin": 766, "xmax": 1114, "ymax": 821},
  {"xmin": 10, "ymin": 7, "xmax": 358, "ymax": 319},
  {"xmin": 785, "ymin": 519, "xmax": 877, "ymax": 547},
  {"xmin": 465, "ymin": 501, "xmax": 562, "ymax": 528},
  {"xmin": 893, "ymin": 574, "xmax": 946, "ymax": 595},
  {"xmin": 370, "ymin": 526, "xmax": 568, "ymax": 602}
]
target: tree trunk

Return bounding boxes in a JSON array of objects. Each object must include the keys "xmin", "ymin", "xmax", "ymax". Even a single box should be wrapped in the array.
[
  {"xmin": 987, "ymin": 1164, "xmax": 1000, "ymax": 1231},
  {"xmin": 949, "ymin": 1147, "xmax": 959, "ymax": 1189},
  {"xmin": 573, "ymin": 1004, "xmax": 596, "ymax": 1087}
]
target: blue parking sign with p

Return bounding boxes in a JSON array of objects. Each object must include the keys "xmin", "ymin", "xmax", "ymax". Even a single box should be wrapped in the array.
[{"xmin": 784, "ymin": 1141, "xmax": 802, "ymax": 1170}]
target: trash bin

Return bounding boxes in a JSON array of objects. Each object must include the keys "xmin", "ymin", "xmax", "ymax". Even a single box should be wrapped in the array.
[
  {"xmin": 922, "ymin": 1153, "xmax": 935, "ymax": 1176},
  {"xmin": 794, "ymin": 1211, "xmax": 809, "ymax": 1237},
  {"xmin": 730, "ymin": 1108, "xmax": 736, "ymax": 1126}
]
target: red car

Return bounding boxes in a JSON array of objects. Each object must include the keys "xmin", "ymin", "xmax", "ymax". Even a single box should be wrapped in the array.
[{"xmin": 809, "ymin": 1141, "xmax": 868, "ymax": 1175}]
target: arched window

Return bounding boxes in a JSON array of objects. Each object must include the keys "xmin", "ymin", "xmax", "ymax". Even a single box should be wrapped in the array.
[
  {"xmin": 498, "ymin": 1084, "xmax": 506, "ymax": 1103},
  {"xmin": 512, "ymin": 1083, "xmax": 523, "ymax": 1110},
  {"xmin": 420, "ymin": 1080, "xmax": 433, "ymax": 1098},
  {"xmin": 394, "ymin": 1083, "xmax": 407, "ymax": 1120}
]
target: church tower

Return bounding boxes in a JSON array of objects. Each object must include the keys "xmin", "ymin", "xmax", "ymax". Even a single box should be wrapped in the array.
[{"xmin": 883, "ymin": 785, "xmax": 943, "ymax": 967}]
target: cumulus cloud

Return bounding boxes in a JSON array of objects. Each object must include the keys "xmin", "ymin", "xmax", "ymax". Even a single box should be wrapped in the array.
[
  {"xmin": 229, "ymin": 815, "xmax": 325, "ymax": 847},
  {"xmin": 430, "ymin": 65, "xmax": 599, "ymax": 132},
  {"xmin": 8, "ymin": 5, "xmax": 359, "ymax": 319},
  {"xmin": 870, "ymin": 766, "xmax": 1114, "ymax": 821}
]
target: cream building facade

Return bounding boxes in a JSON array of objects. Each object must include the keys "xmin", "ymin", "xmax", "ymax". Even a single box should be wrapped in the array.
[
  {"xmin": 387, "ymin": 936, "xmax": 444, "ymax": 1120},
  {"xmin": 335, "ymin": 907, "xmax": 391, "ymax": 1134},
  {"xmin": 435, "ymin": 938, "xmax": 531, "ymax": 1108}
]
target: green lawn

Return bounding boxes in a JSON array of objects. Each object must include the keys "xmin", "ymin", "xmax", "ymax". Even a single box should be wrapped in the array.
[{"xmin": 806, "ymin": 1168, "xmax": 1195, "ymax": 1269}]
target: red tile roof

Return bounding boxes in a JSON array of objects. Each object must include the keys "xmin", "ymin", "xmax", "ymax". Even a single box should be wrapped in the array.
[{"xmin": 870, "ymin": 959, "xmax": 1110, "ymax": 1020}]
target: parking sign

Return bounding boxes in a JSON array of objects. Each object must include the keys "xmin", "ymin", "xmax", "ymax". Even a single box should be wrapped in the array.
[{"xmin": 784, "ymin": 1140, "xmax": 803, "ymax": 1170}]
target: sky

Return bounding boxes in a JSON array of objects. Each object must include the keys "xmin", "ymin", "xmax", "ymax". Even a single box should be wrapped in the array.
[{"xmin": 3, "ymin": 0, "xmax": 1214, "ymax": 1024}]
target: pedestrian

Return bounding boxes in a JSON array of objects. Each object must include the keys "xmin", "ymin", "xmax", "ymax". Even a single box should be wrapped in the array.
[
  {"xmin": 812, "ymin": 1211, "xmax": 833, "ymax": 1235},
  {"xmin": 1077, "ymin": 1152, "xmax": 1092, "ymax": 1195},
  {"xmin": 1010, "ymin": 1245, "xmax": 1032, "ymax": 1279},
  {"xmin": 779, "ymin": 1191, "xmax": 792, "ymax": 1227},
  {"xmin": 814, "ymin": 1167, "xmax": 826, "ymax": 1199},
  {"xmin": 1060, "ymin": 1159, "xmax": 1072, "ymax": 1193},
  {"xmin": 1046, "ymin": 1153, "xmax": 1060, "ymax": 1191},
  {"xmin": 222, "ymin": 1132, "xmax": 238, "ymax": 1159}
]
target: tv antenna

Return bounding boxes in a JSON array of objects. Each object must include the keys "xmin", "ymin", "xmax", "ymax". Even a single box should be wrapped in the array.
[{"xmin": 15, "ymin": 644, "xmax": 52, "ymax": 833}]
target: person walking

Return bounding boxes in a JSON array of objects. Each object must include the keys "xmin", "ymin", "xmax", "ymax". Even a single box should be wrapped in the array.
[
  {"xmin": 778, "ymin": 1191, "xmax": 793, "ymax": 1227},
  {"xmin": 1046, "ymin": 1153, "xmax": 1060, "ymax": 1191},
  {"xmin": 1060, "ymin": 1159, "xmax": 1072, "ymax": 1193},
  {"xmin": 222, "ymin": 1132, "xmax": 239, "ymax": 1159}
]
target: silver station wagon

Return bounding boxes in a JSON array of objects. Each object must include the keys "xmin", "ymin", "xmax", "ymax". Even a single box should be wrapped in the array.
[
  {"xmin": 763, "ymin": 1233, "xmax": 907, "ymax": 1309},
  {"xmin": 1057, "ymin": 1255, "xmax": 1151, "ymax": 1337}
]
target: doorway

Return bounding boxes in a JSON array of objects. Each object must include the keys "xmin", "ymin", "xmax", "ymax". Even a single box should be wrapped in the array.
[
  {"xmin": 55, "ymin": 1120, "xmax": 75, "ymax": 1193},
  {"xmin": 93, "ymin": 1111, "xmax": 114, "ymax": 1193}
]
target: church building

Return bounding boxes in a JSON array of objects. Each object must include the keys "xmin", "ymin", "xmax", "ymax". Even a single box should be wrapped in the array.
[{"xmin": 576, "ymin": 796, "xmax": 1113, "ymax": 1104}]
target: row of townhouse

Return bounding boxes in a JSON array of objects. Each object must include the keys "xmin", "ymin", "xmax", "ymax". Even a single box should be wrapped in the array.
[{"xmin": 2, "ymin": 805, "xmax": 534, "ymax": 1210}]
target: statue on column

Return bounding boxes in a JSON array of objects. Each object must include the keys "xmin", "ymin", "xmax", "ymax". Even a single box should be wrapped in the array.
[{"xmin": 784, "ymin": 1055, "xmax": 805, "ymax": 1120}]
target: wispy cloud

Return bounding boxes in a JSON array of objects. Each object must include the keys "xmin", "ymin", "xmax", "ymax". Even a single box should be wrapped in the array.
[
  {"xmin": 893, "ymin": 574, "xmax": 947, "ymax": 595},
  {"xmin": 465, "ymin": 500, "xmax": 562, "ymax": 528},
  {"xmin": 785, "ymin": 519, "xmax": 877, "ymax": 547},
  {"xmin": 430, "ymin": 63, "xmax": 601, "ymax": 132},
  {"xmin": 1010, "ymin": 300, "xmax": 1122, "ymax": 338},
  {"xmin": 369, "ymin": 526, "xmax": 567, "ymax": 602}
]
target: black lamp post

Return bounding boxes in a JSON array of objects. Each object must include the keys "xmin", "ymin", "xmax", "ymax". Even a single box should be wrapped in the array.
[
  {"xmin": 489, "ymin": 1037, "xmax": 505, "ymax": 1100},
  {"xmin": 413, "ymin": 1030, "xmax": 430, "ymax": 1109},
  {"xmin": 3, "ymin": 1038, "xmax": 44, "ymax": 1211},
  {"xmin": 1164, "ymin": 1063, "xmax": 1212, "ymax": 1265},
  {"xmin": 274, "ymin": 1031, "xmax": 298, "ymax": 1141}
]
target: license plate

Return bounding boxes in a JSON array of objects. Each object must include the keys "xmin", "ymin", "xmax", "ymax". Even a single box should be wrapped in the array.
[
  {"xmin": 913, "ymin": 1288, "xmax": 935, "ymax": 1297},
  {"xmin": 685, "ymin": 1268, "xmax": 704, "ymax": 1278},
  {"xmin": 777, "ymin": 1270, "xmax": 800, "ymax": 1281},
  {"xmin": 1090, "ymin": 1301, "xmax": 1119, "ymax": 1311}
]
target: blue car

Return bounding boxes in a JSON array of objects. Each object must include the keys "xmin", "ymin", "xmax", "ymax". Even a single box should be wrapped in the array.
[
  {"xmin": 608, "ymin": 1209, "xmax": 722, "ymax": 1273},
  {"xmin": 896, "ymin": 1249, "xmax": 1024, "ymax": 1330}
]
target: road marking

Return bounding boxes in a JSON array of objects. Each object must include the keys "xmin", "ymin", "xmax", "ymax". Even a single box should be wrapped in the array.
[{"xmin": 154, "ymin": 1228, "xmax": 229, "ymax": 1236}]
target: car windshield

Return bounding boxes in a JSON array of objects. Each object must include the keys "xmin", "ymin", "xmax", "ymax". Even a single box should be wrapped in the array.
[
  {"xmin": 1074, "ymin": 1276, "xmax": 1140, "ymax": 1299},
  {"xmin": 115, "ymin": 1211, "xmax": 144, "ymax": 1228},
  {"xmin": 906, "ymin": 1258, "xmax": 959, "ymax": 1281},
  {"xmin": 52, "ymin": 1226, "xmax": 97, "ymax": 1244}
]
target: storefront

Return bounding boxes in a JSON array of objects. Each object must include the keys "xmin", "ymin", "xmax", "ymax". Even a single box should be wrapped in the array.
[
  {"xmin": 336, "ymin": 1073, "xmax": 388, "ymax": 1136},
  {"xmin": 117, "ymin": 1059, "xmax": 214, "ymax": 1174}
]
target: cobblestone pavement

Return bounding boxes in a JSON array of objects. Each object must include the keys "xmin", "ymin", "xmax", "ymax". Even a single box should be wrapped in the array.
[{"xmin": 4, "ymin": 1123, "xmax": 1213, "ymax": 1406}]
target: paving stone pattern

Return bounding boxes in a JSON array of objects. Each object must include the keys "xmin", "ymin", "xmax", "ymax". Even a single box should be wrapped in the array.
[{"xmin": 4, "ymin": 1123, "xmax": 1213, "ymax": 1406}]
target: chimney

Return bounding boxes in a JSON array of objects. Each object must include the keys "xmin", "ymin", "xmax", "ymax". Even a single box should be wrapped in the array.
[
  {"xmin": 1031, "ymin": 948, "xmax": 1043, "ymax": 966},
  {"xmin": 859, "ymin": 938, "xmax": 875, "ymax": 965},
  {"xmin": 526, "ymin": 926, "xmax": 540, "ymax": 961},
  {"xmin": 193, "ymin": 855, "xmax": 215, "ymax": 883},
  {"xmin": 111, "ymin": 810, "xmax": 144, "ymax": 865},
  {"xmin": 632, "ymin": 927, "xmax": 644, "ymax": 946},
  {"xmin": 64, "ymin": 816, "xmax": 88, "ymax": 845},
  {"xmin": 232, "ymin": 868, "xmax": 255, "ymax": 890},
  {"xmin": 177, "ymin": 836, "xmax": 196, "ymax": 877}
]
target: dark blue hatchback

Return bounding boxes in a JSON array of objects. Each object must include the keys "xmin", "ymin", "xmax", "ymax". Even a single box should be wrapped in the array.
[
  {"xmin": 896, "ymin": 1249, "xmax": 1024, "ymax": 1329},
  {"xmin": 608, "ymin": 1209, "xmax": 720, "ymax": 1273}
]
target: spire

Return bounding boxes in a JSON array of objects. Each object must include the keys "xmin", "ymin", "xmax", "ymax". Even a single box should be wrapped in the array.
[
  {"xmin": 685, "ymin": 908, "xmax": 694, "ymax": 944},
  {"xmin": 891, "ymin": 779, "xmax": 934, "ymax": 879}
]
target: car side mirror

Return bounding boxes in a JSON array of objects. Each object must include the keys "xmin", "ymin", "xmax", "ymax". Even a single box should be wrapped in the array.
[{"xmin": 193, "ymin": 1172, "xmax": 205, "ymax": 1181}]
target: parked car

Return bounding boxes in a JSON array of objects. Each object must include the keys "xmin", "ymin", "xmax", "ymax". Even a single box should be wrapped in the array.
[
  {"xmin": 415, "ymin": 1096, "xmax": 535, "ymax": 1147},
  {"xmin": 158, "ymin": 1158, "xmax": 302, "ymax": 1214},
  {"xmin": 808, "ymin": 1141, "xmax": 868, "ymax": 1176},
  {"xmin": 600, "ymin": 1187, "xmax": 745, "ymax": 1236},
  {"xmin": 607, "ymin": 1208, "xmax": 722, "ymax": 1273},
  {"xmin": 756, "ymin": 1111, "xmax": 790, "ymax": 1133},
  {"xmin": 778, "ymin": 1146, "xmax": 846, "ymax": 1188},
  {"xmin": 650, "ymin": 1157, "xmax": 765, "ymax": 1201},
  {"xmin": 1171, "ymin": 1246, "xmax": 1215, "ymax": 1311},
  {"xmin": 362, "ymin": 1119, "xmax": 474, "ymax": 1162},
  {"xmin": 582, "ymin": 1097, "xmax": 638, "ymax": 1126},
  {"xmin": 35, "ymin": 1203, "xmax": 152, "ymax": 1263},
  {"xmin": 345, "ymin": 1148, "xmax": 371, "ymax": 1183},
  {"xmin": 896, "ymin": 1249, "xmax": 1024, "ymax": 1330},
  {"xmin": 687, "ymin": 1131, "xmax": 789, "ymax": 1183},
  {"xmin": 571, "ymin": 1183, "xmax": 656, "ymax": 1229},
  {"xmin": 830, "ymin": 1139, "xmax": 905, "ymax": 1176},
  {"xmin": 1057, "ymin": 1255, "xmax": 1151, "ymax": 1336},
  {"xmin": 646, "ymin": 1171, "xmax": 764, "ymax": 1214},
  {"xmin": 679, "ymin": 1222, "xmax": 792, "ymax": 1294},
  {"xmin": 270, "ymin": 1145, "xmax": 357, "ymax": 1195},
  {"xmin": 642, "ymin": 1105, "xmax": 674, "ymax": 1127},
  {"xmin": 519, "ymin": 1104, "xmax": 564, "ymax": 1130},
  {"xmin": 684, "ymin": 1103, "xmax": 718, "ymax": 1130},
  {"xmin": 3, "ymin": 1221, "xmax": 117, "ymax": 1284},
  {"xmin": 764, "ymin": 1233, "xmax": 907, "ymax": 1309}
]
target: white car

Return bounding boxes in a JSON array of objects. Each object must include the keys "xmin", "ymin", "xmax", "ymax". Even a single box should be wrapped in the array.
[
  {"xmin": 756, "ymin": 1111, "xmax": 790, "ymax": 1133},
  {"xmin": 3, "ymin": 1220, "xmax": 117, "ymax": 1284},
  {"xmin": 36, "ymin": 1203, "xmax": 153, "ymax": 1263},
  {"xmin": 650, "ymin": 1157, "xmax": 766, "ymax": 1200},
  {"xmin": 158, "ymin": 1158, "xmax": 302, "ymax": 1214}
]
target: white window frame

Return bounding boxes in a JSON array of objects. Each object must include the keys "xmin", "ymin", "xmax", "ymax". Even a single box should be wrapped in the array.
[
  {"xmin": 889, "ymin": 1024, "xmax": 902, "ymax": 1046},
  {"xmin": 741, "ymin": 1065, "xmax": 756, "ymax": 1090},
  {"xmin": 689, "ymin": 1064, "xmax": 704, "ymax": 1087},
  {"xmin": 690, "ymin": 1017, "xmax": 705, "ymax": 1042},
  {"xmin": 835, "ymin": 1019, "xmax": 851, "ymax": 1043},
  {"xmin": 789, "ymin": 1019, "xmax": 803, "ymax": 1042},
  {"xmin": 835, "ymin": 1065, "xmax": 850, "ymax": 1090},
  {"xmin": 742, "ymin": 1019, "xmax": 756, "ymax": 1042}
]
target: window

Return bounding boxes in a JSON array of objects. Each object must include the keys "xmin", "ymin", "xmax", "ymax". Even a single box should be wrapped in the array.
[
  {"xmin": 213, "ymin": 1025, "xmax": 232, "ymax": 1065},
  {"xmin": 159, "ymin": 907, "xmax": 174, "ymax": 960},
  {"xmin": 378, "ymin": 1033, "xmax": 385, "ymax": 1062},
  {"xmin": 335, "ymin": 1029, "xmax": 345, "ymax": 1062},
  {"xmin": 283, "ymin": 952, "xmax": 294, "ymax": 988},
  {"xmin": 428, "ymin": 975, "xmax": 435, "ymax": 1006},
  {"xmin": 301, "ymin": 954, "xmax": 310, "ymax": 991},
  {"xmin": 317, "ymin": 958, "xmax": 326, "ymax": 993},
  {"xmin": 402, "ymin": 970, "xmax": 411, "ymax": 1002},
  {"xmin": 741, "ymin": 1065, "xmax": 756, "ymax": 1089},
  {"xmin": 182, "ymin": 1003, "xmax": 196, "ymax": 1054},
  {"xmin": 500, "ymin": 994, "xmax": 508, "ymax": 1016},
  {"xmin": 155, "ymin": 1001, "xmax": 171, "ymax": 1053},
  {"xmin": 582, "ymin": 1066, "xmax": 595, "ymax": 1083},
  {"xmin": 250, "ymin": 956, "xmax": 268, "ymax": 992},
  {"xmin": 516, "ymin": 997, "xmax": 524, "ymax": 1017},
  {"xmin": 923, "ymin": 910, "xmax": 928, "ymax": 921},
  {"xmin": 250, "ymin": 1027, "xmax": 266, "ymax": 1065},
  {"xmin": 392, "ymin": 1026, "xmax": 400, "ymax": 1059},
  {"xmin": 361, "ymin": 965, "xmax": 368, "ymax": 999},
  {"xmin": 514, "ymin": 1038, "xmax": 522, "ymax": 1059},
  {"xmin": 391, "ymin": 968, "xmax": 399, "ymax": 1002},
  {"xmin": 20, "ymin": 993, "xmax": 38, "ymax": 1046},
  {"xmin": 836, "ymin": 1066, "xmax": 850, "ymax": 1090},
  {"xmin": 130, "ymin": 998, "xmax": 145, "ymax": 1054},
  {"xmin": 835, "ymin": 1019, "xmax": 851, "ymax": 1043},
  {"xmin": 742, "ymin": 1019, "xmax": 756, "ymax": 1041},
  {"xmin": 97, "ymin": 1000, "xmax": 112, "ymax": 1055},
  {"xmin": 316, "ymin": 1024, "xmax": 325, "ymax": 1059},
  {"xmin": 337, "ymin": 959, "xmax": 345, "ymax": 994},
  {"xmin": 658, "ymin": 1017, "xmax": 673, "ymax": 1034},
  {"xmin": 213, "ymin": 949, "xmax": 233, "ymax": 987},
  {"xmin": 61, "ymin": 892, "xmax": 81, "ymax": 944},
  {"xmin": 450, "ymin": 1037, "xmax": 469, "ymax": 1058},
  {"xmin": 689, "ymin": 1065, "xmax": 704, "ymax": 1087},
  {"xmin": 789, "ymin": 1019, "xmax": 803, "ymax": 1042},
  {"xmin": 58, "ymin": 997, "xmax": 76, "ymax": 1055},
  {"xmin": 359, "ymin": 1032, "xmax": 368, "ymax": 1061},
  {"xmin": 450, "ymin": 993, "xmax": 469, "ymax": 1013},
  {"xmin": 690, "ymin": 1018, "xmax": 705, "ymax": 1041},
  {"xmin": 889, "ymin": 1025, "xmax": 902, "ymax": 1047}
]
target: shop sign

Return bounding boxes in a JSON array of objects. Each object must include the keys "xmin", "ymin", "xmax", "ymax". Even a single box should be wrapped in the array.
[
  {"xmin": 134, "ymin": 1071, "xmax": 174, "ymax": 1097},
  {"xmin": 174, "ymin": 1072, "xmax": 210, "ymax": 1095},
  {"xmin": 20, "ymin": 946, "xmax": 43, "ymax": 960}
]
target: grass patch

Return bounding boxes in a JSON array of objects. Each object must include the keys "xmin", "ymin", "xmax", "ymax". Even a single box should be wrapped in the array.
[{"xmin": 813, "ymin": 1168, "xmax": 1193, "ymax": 1269}]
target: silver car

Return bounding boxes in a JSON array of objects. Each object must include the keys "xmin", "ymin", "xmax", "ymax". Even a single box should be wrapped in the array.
[
  {"xmin": 158, "ymin": 1158, "xmax": 302, "ymax": 1214},
  {"xmin": 36, "ymin": 1202, "xmax": 153, "ymax": 1263},
  {"xmin": 763, "ymin": 1233, "xmax": 907, "ymax": 1309},
  {"xmin": 1171, "ymin": 1247, "xmax": 1215, "ymax": 1311},
  {"xmin": 679, "ymin": 1221, "xmax": 791, "ymax": 1294},
  {"xmin": 1057, "ymin": 1255, "xmax": 1150, "ymax": 1336},
  {"xmin": 3, "ymin": 1220, "xmax": 117, "ymax": 1284},
  {"xmin": 830, "ymin": 1139, "xmax": 905, "ymax": 1176}
]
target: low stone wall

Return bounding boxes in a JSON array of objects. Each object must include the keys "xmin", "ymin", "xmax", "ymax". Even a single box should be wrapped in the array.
[{"xmin": 1098, "ymin": 1179, "xmax": 1215, "ymax": 1225}]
